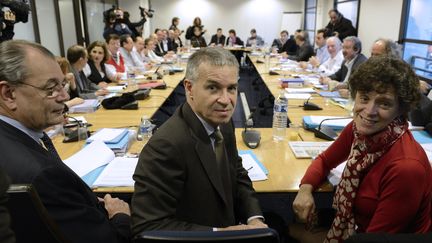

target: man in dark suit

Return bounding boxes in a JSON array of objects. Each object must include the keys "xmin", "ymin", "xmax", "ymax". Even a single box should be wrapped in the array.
[
  {"xmin": 320, "ymin": 36, "xmax": 367, "ymax": 98},
  {"xmin": 0, "ymin": 40, "xmax": 130, "ymax": 243},
  {"xmin": 0, "ymin": 168, "xmax": 14, "ymax": 243},
  {"xmin": 285, "ymin": 31, "xmax": 314, "ymax": 62},
  {"xmin": 131, "ymin": 48, "xmax": 266, "ymax": 234},
  {"xmin": 324, "ymin": 9, "xmax": 357, "ymax": 41},
  {"xmin": 209, "ymin": 28, "xmax": 226, "ymax": 46},
  {"xmin": 272, "ymin": 30, "xmax": 297, "ymax": 55},
  {"xmin": 154, "ymin": 29, "xmax": 173, "ymax": 57}
]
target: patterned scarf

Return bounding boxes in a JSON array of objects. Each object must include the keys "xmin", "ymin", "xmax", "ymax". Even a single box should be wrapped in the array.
[{"xmin": 325, "ymin": 117, "xmax": 408, "ymax": 243}]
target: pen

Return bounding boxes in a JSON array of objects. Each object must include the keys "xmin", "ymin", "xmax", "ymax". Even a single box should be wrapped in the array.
[
  {"xmin": 298, "ymin": 132, "xmax": 304, "ymax": 141},
  {"xmin": 247, "ymin": 166, "xmax": 253, "ymax": 171}
]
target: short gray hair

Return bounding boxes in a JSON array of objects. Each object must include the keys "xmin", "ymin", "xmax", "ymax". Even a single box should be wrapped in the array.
[
  {"xmin": 327, "ymin": 36, "xmax": 342, "ymax": 52},
  {"xmin": 374, "ymin": 38, "xmax": 402, "ymax": 58},
  {"xmin": 0, "ymin": 40, "xmax": 54, "ymax": 86},
  {"xmin": 185, "ymin": 47, "xmax": 239, "ymax": 82},
  {"xmin": 344, "ymin": 36, "xmax": 362, "ymax": 53}
]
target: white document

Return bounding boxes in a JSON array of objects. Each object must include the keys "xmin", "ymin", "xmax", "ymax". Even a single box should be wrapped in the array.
[
  {"xmin": 285, "ymin": 88, "xmax": 316, "ymax": 93},
  {"xmin": 240, "ymin": 153, "xmax": 267, "ymax": 181},
  {"xmin": 288, "ymin": 141, "xmax": 333, "ymax": 159},
  {"xmin": 420, "ymin": 144, "xmax": 432, "ymax": 162},
  {"xmin": 106, "ymin": 86, "xmax": 126, "ymax": 93},
  {"xmin": 63, "ymin": 141, "xmax": 115, "ymax": 177},
  {"xmin": 328, "ymin": 161, "xmax": 347, "ymax": 186},
  {"xmin": 284, "ymin": 93, "xmax": 311, "ymax": 100},
  {"xmin": 309, "ymin": 116, "xmax": 352, "ymax": 127},
  {"xmin": 92, "ymin": 157, "xmax": 138, "ymax": 187},
  {"xmin": 87, "ymin": 128, "xmax": 126, "ymax": 143}
]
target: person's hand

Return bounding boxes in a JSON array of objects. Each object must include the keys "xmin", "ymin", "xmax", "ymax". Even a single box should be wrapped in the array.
[
  {"xmin": 217, "ymin": 223, "xmax": 267, "ymax": 231},
  {"xmin": 99, "ymin": 194, "xmax": 130, "ymax": 219},
  {"xmin": 320, "ymin": 76, "xmax": 331, "ymax": 85},
  {"xmin": 247, "ymin": 218, "xmax": 268, "ymax": 228},
  {"xmin": 334, "ymin": 83, "xmax": 348, "ymax": 90},
  {"xmin": 67, "ymin": 97, "xmax": 84, "ymax": 107},
  {"xmin": 4, "ymin": 10, "xmax": 16, "ymax": 24},
  {"xmin": 281, "ymin": 52, "xmax": 288, "ymax": 58},
  {"xmin": 333, "ymin": 31, "xmax": 339, "ymax": 37},
  {"xmin": 309, "ymin": 56, "xmax": 319, "ymax": 68},
  {"xmin": 210, "ymin": 43, "xmax": 216, "ymax": 47},
  {"xmin": 299, "ymin": 61, "xmax": 308, "ymax": 69},
  {"xmin": 95, "ymin": 88, "xmax": 109, "ymax": 96},
  {"xmin": 114, "ymin": 73, "xmax": 124, "ymax": 82},
  {"xmin": 419, "ymin": 80, "xmax": 431, "ymax": 94},
  {"xmin": 98, "ymin": 82, "xmax": 109, "ymax": 88},
  {"xmin": 338, "ymin": 88, "xmax": 350, "ymax": 98},
  {"xmin": 293, "ymin": 184, "xmax": 315, "ymax": 223}
]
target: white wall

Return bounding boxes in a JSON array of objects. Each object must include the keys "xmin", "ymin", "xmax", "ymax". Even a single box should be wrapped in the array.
[
  {"xmin": 148, "ymin": 0, "xmax": 303, "ymax": 45},
  {"xmin": 358, "ymin": 0, "xmax": 403, "ymax": 57}
]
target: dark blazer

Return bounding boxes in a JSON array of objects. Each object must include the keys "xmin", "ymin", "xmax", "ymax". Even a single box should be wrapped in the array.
[
  {"xmin": 209, "ymin": 34, "xmax": 226, "ymax": 46},
  {"xmin": 0, "ymin": 167, "xmax": 14, "ymax": 243},
  {"xmin": 70, "ymin": 66, "xmax": 99, "ymax": 99},
  {"xmin": 329, "ymin": 53, "xmax": 368, "ymax": 82},
  {"xmin": 226, "ymin": 36, "xmax": 244, "ymax": 47},
  {"xmin": 154, "ymin": 39, "xmax": 173, "ymax": 57},
  {"xmin": 0, "ymin": 120, "xmax": 130, "ymax": 243},
  {"xmin": 87, "ymin": 60, "xmax": 111, "ymax": 85},
  {"xmin": 131, "ymin": 103, "xmax": 262, "ymax": 235},
  {"xmin": 288, "ymin": 42, "xmax": 314, "ymax": 62},
  {"xmin": 272, "ymin": 37, "xmax": 297, "ymax": 55},
  {"xmin": 190, "ymin": 36, "xmax": 207, "ymax": 48}
]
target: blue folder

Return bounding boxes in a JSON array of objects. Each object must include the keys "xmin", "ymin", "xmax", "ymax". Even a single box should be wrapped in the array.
[
  {"xmin": 302, "ymin": 116, "xmax": 351, "ymax": 130},
  {"xmin": 412, "ymin": 130, "xmax": 432, "ymax": 144},
  {"xmin": 239, "ymin": 150, "xmax": 269, "ymax": 174}
]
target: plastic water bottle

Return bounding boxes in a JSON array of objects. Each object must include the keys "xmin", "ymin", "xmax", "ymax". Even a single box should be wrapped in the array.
[
  {"xmin": 137, "ymin": 116, "xmax": 152, "ymax": 142},
  {"xmin": 272, "ymin": 91, "xmax": 288, "ymax": 141}
]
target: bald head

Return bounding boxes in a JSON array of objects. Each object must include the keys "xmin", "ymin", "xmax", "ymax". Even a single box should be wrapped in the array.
[{"xmin": 371, "ymin": 40, "xmax": 387, "ymax": 57}]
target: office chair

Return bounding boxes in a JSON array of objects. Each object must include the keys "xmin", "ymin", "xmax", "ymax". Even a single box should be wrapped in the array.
[
  {"xmin": 134, "ymin": 228, "xmax": 279, "ymax": 243},
  {"xmin": 6, "ymin": 184, "xmax": 71, "ymax": 243}
]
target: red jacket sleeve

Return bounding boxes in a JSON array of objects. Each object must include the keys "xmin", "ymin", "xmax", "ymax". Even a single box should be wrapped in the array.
[{"xmin": 301, "ymin": 122, "xmax": 354, "ymax": 189}]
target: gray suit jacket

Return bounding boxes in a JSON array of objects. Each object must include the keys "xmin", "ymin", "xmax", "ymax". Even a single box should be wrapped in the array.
[
  {"xmin": 131, "ymin": 102, "xmax": 262, "ymax": 235},
  {"xmin": 329, "ymin": 53, "xmax": 368, "ymax": 82}
]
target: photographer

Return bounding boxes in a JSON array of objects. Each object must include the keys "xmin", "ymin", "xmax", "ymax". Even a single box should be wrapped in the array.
[
  {"xmin": 0, "ymin": 0, "xmax": 30, "ymax": 42},
  {"xmin": 103, "ymin": 8, "xmax": 133, "ymax": 40}
]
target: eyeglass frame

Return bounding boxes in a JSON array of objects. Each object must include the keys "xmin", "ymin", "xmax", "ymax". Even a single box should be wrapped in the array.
[{"xmin": 17, "ymin": 79, "xmax": 68, "ymax": 98}]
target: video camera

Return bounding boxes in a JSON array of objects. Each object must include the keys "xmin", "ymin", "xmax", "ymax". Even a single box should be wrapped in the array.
[
  {"xmin": 139, "ymin": 6, "xmax": 154, "ymax": 18},
  {"xmin": 0, "ymin": 0, "xmax": 30, "ymax": 24},
  {"xmin": 104, "ymin": 5, "xmax": 154, "ymax": 24}
]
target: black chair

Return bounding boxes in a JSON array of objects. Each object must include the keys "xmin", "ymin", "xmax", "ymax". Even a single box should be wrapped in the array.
[
  {"xmin": 134, "ymin": 228, "xmax": 279, "ymax": 243},
  {"xmin": 6, "ymin": 184, "xmax": 70, "ymax": 243}
]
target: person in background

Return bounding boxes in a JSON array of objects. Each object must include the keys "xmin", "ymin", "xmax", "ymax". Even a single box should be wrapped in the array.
[
  {"xmin": 190, "ymin": 26, "xmax": 207, "ymax": 48},
  {"xmin": 131, "ymin": 47, "xmax": 266, "ymax": 233},
  {"xmin": 0, "ymin": 40, "xmax": 131, "ymax": 243},
  {"xmin": 143, "ymin": 37, "xmax": 164, "ymax": 64},
  {"xmin": 370, "ymin": 38, "xmax": 402, "ymax": 58},
  {"xmin": 170, "ymin": 29, "xmax": 183, "ymax": 52},
  {"xmin": 185, "ymin": 17, "xmax": 206, "ymax": 40},
  {"xmin": 320, "ymin": 36, "xmax": 367, "ymax": 98},
  {"xmin": 105, "ymin": 34, "xmax": 126, "ymax": 81},
  {"xmin": 154, "ymin": 29, "xmax": 174, "ymax": 57},
  {"xmin": 122, "ymin": 10, "xmax": 146, "ymax": 38},
  {"xmin": 271, "ymin": 30, "xmax": 297, "ymax": 55},
  {"xmin": 246, "ymin": 28, "xmax": 265, "ymax": 47},
  {"xmin": 316, "ymin": 37, "xmax": 344, "ymax": 76},
  {"xmin": 226, "ymin": 29, "xmax": 244, "ymax": 47},
  {"xmin": 292, "ymin": 56, "xmax": 431, "ymax": 242},
  {"xmin": 134, "ymin": 36, "xmax": 151, "ymax": 63},
  {"xmin": 209, "ymin": 28, "xmax": 226, "ymax": 47},
  {"xmin": 67, "ymin": 45, "xmax": 108, "ymax": 99},
  {"xmin": 55, "ymin": 57, "xmax": 84, "ymax": 109},
  {"xmin": 324, "ymin": 9, "xmax": 357, "ymax": 41},
  {"xmin": 103, "ymin": 8, "xmax": 133, "ymax": 40},
  {"xmin": 83, "ymin": 41, "xmax": 112, "ymax": 87},
  {"xmin": 119, "ymin": 34, "xmax": 151, "ymax": 71},
  {"xmin": 299, "ymin": 29, "xmax": 330, "ymax": 70},
  {"xmin": 169, "ymin": 17, "xmax": 183, "ymax": 36},
  {"xmin": 283, "ymin": 31, "xmax": 314, "ymax": 62},
  {"xmin": 0, "ymin": 167, "xmax": 15, "ymax": 243}
]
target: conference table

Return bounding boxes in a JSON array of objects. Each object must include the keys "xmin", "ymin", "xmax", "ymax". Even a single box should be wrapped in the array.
[{"xmin": 53, "ymin": 51, "xmax": 350, "ymax": 195}]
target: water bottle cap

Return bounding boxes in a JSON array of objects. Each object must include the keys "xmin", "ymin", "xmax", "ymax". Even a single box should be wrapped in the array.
[{"xmin": 141, "ymin": 115, "xmax": 149, "ymax": 121}]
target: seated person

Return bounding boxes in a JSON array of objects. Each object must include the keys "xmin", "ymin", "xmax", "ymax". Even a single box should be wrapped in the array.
[
  {"xmin": 185, "ymin": 17, "xmax": 206, "ymax": 40},
  {"xmin": 283, "ymin": 31, "xmax": 314, "ymax": 62},
  {"xmin": 209, "ymin": 28, "xmax": 226, "ymax": 46},
  {"xmin": 226, "ymin": 29, "xmax": 244, "ymax": 47},
  {"xmin": 272, "ymin": 30, "xmax": 297, "ymax": 55},
  {"xmin": 118, "ymin": 34, "xmax": 151, "ymax": 71},
  {"xmin": 67, "ymin": 45, "xmax": 109, "ymax": 99},
  {"xmin": 170, "ymin": 29, "xmax": 184, "ymax": 52},
  {"xmin": 300, "ymin": 37, "xmax": 343, "ymax": 76},
  {"xmin": 303, "ymin": 29, "xmax": 330, "ymax": 68},
  {"xmin": 0, "ymin": 40, "xmax": 131, "ymax": 243},
  {"xmin": 83, "ymin": 41, "xmax": 112, "ymax": 87},
  {"xmin": 190, "ymin": 26, "xmax": 207, "ymax": 48},
  {"xmin": 143, "ymin": 37, "xmax": 165, "ymax": 64},
  {"xmin": 292, "ymin": 56, "xmax": 431, "ymax": 242},
  {"xmin": 154, "ymin": 29, "xmax": 174, "ymax": 57},
  {"xmin": 320, "ymin": 36, "xmax": 367, "ymax": 98},
  {"xmin": 105, "ymin": 34, "xmax": 127, "ymax": 82},
  {"xmin": 246, "ymin": 28, "xmax": 265, "ymax": 47},
  {"xmin": 370, "ymin": 38, "xmax": 402, "ymax": 58},
  {"xmin": 131, "ymin": 47, "xmax": 266, "ymax": 233},
  {"xmin": 55, "ymin": 56, "xmax": 84, "ymax": 109}
]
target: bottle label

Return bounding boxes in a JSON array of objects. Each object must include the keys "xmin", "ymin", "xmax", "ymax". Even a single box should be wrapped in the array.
[{"xmin": 274, "ymin": 104, "xmax": 287, "ymax": 112}]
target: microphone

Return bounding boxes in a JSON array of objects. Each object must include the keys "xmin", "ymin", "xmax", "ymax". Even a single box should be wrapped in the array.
[
  {"xmin": 311, "ymin": 117, "xmax": 352, "ymax": 141},
  {"xmin": 242, "ymin": 108, "xmax": 261, "ymax": 149},
  {"xmin": 303, "ymin": 96, "xmax": 322, "ymax": 111},
  {"xmin": 63, "ymin": 116, "xmax": 91, "ymax": 143}
]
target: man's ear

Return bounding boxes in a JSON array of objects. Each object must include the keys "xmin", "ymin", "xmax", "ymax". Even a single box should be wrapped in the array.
[
  {"xmin": 0, "ymin": 81, "xmax": 18, "ymax": 110},
  {"xmin": 184, "ymin": 79, "xmax": 193, "ymax": 97}
]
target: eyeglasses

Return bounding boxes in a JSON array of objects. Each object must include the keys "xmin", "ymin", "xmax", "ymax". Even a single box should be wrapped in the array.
[{"xmin": 19, "ymin": 80, "xmax": 67, "ymax": 98}]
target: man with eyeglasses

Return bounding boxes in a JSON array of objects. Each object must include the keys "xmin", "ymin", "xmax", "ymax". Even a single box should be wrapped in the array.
[{"xmin": 0, "ymin": 40, "xmax": 131, "ymax": 243}]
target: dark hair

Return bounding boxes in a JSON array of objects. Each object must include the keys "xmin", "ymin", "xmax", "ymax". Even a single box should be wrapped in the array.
[
  {"xmin": 105, "ymin": 34, "xmax": 120, "ymax": 43},
  {"xmin": 280, "ymin": 30, "xmax": 289, "ymax": 35},
  {"xmin": 228, "ymin": 29, "xmax": 236, "ymax": 35},
  {"xmin": 295, "ymin": 31, "xmax": 306, "ymax": 42},
  {"xmin": 317, "ymin": 28, "xmax": 327, "ymax": 38},
  {"xmin": 344, "ymin": 36, "xmax": 362, "ymax": 53},
  {"xmin": 120, "ymin": 34, "xmax": 131, "ymax": 47},
  {"xmin": 172, "ymin": 17, "xmax": 179, "ymax": 25},
  {"xmin": 217, "ymin": 28, "xmax": 222, "ymax": 32},
  {"xmin": 193, "ymin": 17, "xmax": 202, "ymax": 26},
  {"xmin": 87, "ymin": 41, "xmax": 109, "ymax": 63},
  {"xmin": 250, "ymin": 28, "xmax": 256, "ymax": 34},
  {"xmin": 329, "ymin": 9, "xmax": 342, "ymax": 18},
  {"xmin": 66, "ymin": 45, "xmax": 87, "ymax": 64},
  {"xmin": 349, "ymin": 56, "xmax": 420, "ymax": 115},
  {"xmin": 144, "ymin": 38, "xmax": 153, "ymax": 47}
]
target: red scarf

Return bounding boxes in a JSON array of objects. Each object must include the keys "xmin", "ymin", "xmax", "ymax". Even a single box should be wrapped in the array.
[{"xmin": 325, "ymin": 117, "xmax": 408, "ymax": 242}]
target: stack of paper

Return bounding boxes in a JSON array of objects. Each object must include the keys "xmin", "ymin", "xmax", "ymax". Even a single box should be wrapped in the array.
[
  {"xmin": 86, "ymin": 128, "xmax": 130, "ymax": 155},
  {"xmin": 92, "ymin": 157, "xmax": 138, "ymax": 187},
  {"xmin": 68, "ymin": 99, "xmax": 100, "ymax": 113},
  {"xmin": 239, "ymin": 151, "xmax": 268, "ymax": 181},
  {"xmin": 284, "ymin": 93, "xmax": 311, "ymax": 100},
  {"xmin": 288, "ymin": 141, "xmax": 333, "ymax": 159},
  {"xmin": 285, "ymin": 88, "xmax": 316, "ymax": 93}
]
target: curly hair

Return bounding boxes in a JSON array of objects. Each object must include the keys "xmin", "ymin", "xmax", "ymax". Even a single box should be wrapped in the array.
[{"xmin": 348, "ymin": 56, "xmax": 420, "ymax": 115}]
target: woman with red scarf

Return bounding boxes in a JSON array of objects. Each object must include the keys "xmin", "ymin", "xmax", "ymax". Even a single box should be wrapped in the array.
[{"xmin": 292, "ymin": 56, "xmax": 432, "ymax": 242}]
